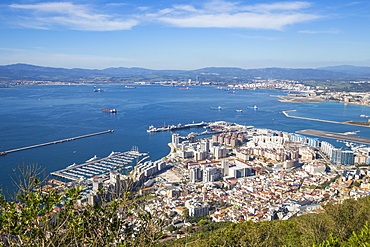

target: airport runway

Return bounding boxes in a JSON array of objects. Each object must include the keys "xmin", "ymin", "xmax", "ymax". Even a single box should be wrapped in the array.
[{"xmin": 296, "ymin": 129, "xmax": 370, "ymax": 145}]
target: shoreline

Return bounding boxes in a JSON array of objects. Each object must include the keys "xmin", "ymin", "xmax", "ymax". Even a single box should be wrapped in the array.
[
  {"xmin": 273, "ymin": 95, "xmax": 370, "ymax": 107},
  {"xmin": 271, "ymin": 95, "xmax": 326, "ymax": 103}
]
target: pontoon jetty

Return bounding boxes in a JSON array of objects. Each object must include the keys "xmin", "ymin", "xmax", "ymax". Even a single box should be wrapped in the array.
[{"xmin": 50, "ymin": 151, "xmax": 147, "ymax": 182}]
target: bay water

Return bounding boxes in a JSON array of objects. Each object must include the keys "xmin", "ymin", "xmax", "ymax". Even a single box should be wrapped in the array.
[{"xmin": 1, "ymin": 85, "xmax": 370, "ymax": 192}]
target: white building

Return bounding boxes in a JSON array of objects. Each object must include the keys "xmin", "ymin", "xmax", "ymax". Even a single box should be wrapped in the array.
[{"xmin": 303, "ymin": 163, "xmax": 326, "ymax": 174}]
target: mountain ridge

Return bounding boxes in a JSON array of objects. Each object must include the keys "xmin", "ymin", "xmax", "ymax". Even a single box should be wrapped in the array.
[{"xmin": 1, "ymin": 63, "xmax": 369, "ymax": 82}]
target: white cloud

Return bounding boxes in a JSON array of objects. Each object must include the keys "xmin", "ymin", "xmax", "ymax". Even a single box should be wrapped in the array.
[
  {"xmin": 157, "ymin": 13, "xmax": 318, "ymax": 30},
  {"xmin": 232, "ymin": 34, "xmax": 279, "ymax": 40},
  {"xmin": 7, "ymin": 1, "xmax": 321, "ymax": 31},
  {"xmin": 150, "ymin": 0, "xmax": 321, "ymax": 30},
  {"xmin": 299, "ymin": 29, "xmax": 340, "ymax": 34},
  {"xmin": 204, "ymin": 0, "xmax": 238, "ymax": 13},
  {"xmin": 9, "ymin": 2, "xmax": 139, "ymax": 31},
  {"xmin": 173, "ymin": 5, "xmax": 197, "ymax": 12},
  {"xmin": 242, "ymin": 1, "xmax": 312, "ymax": 12}
]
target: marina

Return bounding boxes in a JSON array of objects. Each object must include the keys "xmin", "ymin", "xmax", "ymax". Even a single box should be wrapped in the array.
[{"xmin": 50, "ymin": 151, "xmax": 145, "ymax": 182}]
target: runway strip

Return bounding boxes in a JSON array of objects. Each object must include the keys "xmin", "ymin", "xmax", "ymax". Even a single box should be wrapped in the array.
[
  {"xmin": 282, "ymin": 110, "xmax": 370, "ymax": 127},
  {"xmin": 296, "ymin": 129, "xmax": 370, "ymax": 145}
]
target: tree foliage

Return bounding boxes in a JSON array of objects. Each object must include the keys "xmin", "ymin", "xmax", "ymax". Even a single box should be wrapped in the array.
[
  {"xmin": 161, "ymin": 196, "xmax": 370, "ymax": 247},
  {"xmin": 0, "ymin": 164, "xmax": 164, "ymax": 246}
]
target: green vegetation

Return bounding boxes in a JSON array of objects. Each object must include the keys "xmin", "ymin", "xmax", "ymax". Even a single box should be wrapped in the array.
[
  {"xmin": 317, "ymin": 174, "xmax": 340, "ymax": 189},
  {"xmin": 344, "ymin": 121, "xmax": 370, "ymax": 126},
  {"xmin": 0, "ymin": 164, "xmax": 164, "ymax": 246},
  {"xmin": 161, "ymin": 196, "xmax": 370, "ymax": 246},
  {"xmin": 302, "ymin": 80, "xmax": 355, "ymax": 90}
]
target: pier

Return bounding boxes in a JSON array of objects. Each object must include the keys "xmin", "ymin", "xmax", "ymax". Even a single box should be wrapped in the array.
[
  {"xmin": 282, "ymin": 110, "xmax": 370, "ymax": 127},
  {"xmin": 0, "ymin": 130, "xmax": 114, "ymax": 156},
  {"xmin": 147, "ymin": 121, "xmax": 207, "ymax": 133}
]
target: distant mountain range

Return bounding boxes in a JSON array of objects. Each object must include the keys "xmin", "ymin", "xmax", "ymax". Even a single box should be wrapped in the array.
[{"xmin": 1, "ymin": 63, "xmax": 370, "ymax": 82}]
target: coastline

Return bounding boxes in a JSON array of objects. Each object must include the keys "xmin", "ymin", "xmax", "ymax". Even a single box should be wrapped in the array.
[{"xmin": 271, "ymin": 95, "xmax": 326, "ymax": 103}]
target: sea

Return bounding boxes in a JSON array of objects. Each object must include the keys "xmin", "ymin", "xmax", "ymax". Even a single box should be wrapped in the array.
[{"xmin": 1, "ymin": 85, "xmax": 370, "ymax": 193}]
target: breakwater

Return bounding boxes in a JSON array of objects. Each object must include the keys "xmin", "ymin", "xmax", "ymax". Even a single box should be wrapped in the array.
[{"xmin": 0, "ymin": 130, "xmax": 114, "ymax": 156}]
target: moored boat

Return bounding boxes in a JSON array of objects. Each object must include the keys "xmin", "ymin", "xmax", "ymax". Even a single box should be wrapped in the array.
[{"xmin": 86, "ymin": 155, "xmax": 100, "ymax": 163}]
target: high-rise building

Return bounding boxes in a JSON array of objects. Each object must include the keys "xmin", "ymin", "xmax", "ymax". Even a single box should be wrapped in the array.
[
  {"xmin": 190, "ymin": 167, "xmax": 203, "ymax": 183},
  {"xmin": 221, "ymin": 159, "xmax": 229, "ymax": 177},
  {"xmin": 331, "ymin": 149, "xmax": 354, "ymax": 166},
  {"xmin": 341, "ymin": 150, "xmax": 355, "ymax": 166},
  {"xmin": 200, "ymin": 140, "xmax": 210, "ymax": 153},
  {"xmin": 194, "ymin": 151, "xmax": 207, "ymax": 161},
  {"xmin": 188, "ymin": 203, "xmax": 209, "ymax": 217},
  {"xmin": 214, "ymin": 146, "xmax": 227, "ymax": 159},
  {"xmin": 203, "ymin": 167, "xmax": 219, "ymax": 182},
  {"xmin": 320, "ymin": 141, "xmax": 335, "ymax": 158},
  {"xmin": 172, "ymin": 133, "xmax": 181, "ymax": 147}
]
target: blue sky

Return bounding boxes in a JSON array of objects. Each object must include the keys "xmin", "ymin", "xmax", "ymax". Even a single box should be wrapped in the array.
[{"xmin": 0, "ymin": 0, "xmax": 369, "ymax": 70}]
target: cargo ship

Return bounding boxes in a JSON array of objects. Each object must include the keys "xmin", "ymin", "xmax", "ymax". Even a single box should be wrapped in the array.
[{"xmin": 102, "ymin": 108, "xmax": 117, "ymax": 113}]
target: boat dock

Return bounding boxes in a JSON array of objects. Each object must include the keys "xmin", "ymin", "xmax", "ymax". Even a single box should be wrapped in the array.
[
  {"xmin": 0, "ymin": 130, "xmax": 114, "ymax": 156},
  {"xmin": 296, "ymin": 129, "xmax": 370, "ymax": 145},
  {"xmin": 147, "ymin": 122, "xmax": 207, "ymax": 133},
  {"xmin": 50, "ymin": 151, "xmax": 144, "ymax": 181}
]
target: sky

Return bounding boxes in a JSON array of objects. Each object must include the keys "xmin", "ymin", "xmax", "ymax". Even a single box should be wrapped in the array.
[{"xmin": 0, "ymin": 0, "xmax": 370, "ymax": 70}]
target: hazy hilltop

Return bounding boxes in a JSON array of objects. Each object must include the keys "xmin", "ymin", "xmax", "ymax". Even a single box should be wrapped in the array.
[
  {"xmin": 0, "ymin": 63, "xmax": 369, "ymax": 82},
  {"xmin": 318, "ymin": 65, "xmax": 370, "ymax": 77}
]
